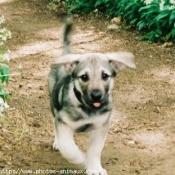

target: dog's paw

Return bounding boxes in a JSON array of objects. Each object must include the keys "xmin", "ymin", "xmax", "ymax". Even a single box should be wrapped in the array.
[
  {"xmin": 85, "ymin": 159, "xmax": 108, "ymax": 175},
  {"xmin": 67, "ymin": 152, "xmax": 85, "ymax": 165},
  {"xmin": 53, "ymin": 141, "xmax": 59, "ymax": 151},
  {"xmin": 86, "ymin": 168, "xmax": 107, "ymax": 175}
]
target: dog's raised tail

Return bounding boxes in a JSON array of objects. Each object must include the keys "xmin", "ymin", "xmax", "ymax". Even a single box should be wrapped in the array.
[{"xmin": 62, "ymin": 17, "xmax": 73, "ymax": 55}]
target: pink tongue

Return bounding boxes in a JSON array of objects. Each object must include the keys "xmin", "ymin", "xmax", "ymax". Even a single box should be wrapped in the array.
[{"xmin": 93, "ymin": 102, "xmax": 101, "ymax": 108}]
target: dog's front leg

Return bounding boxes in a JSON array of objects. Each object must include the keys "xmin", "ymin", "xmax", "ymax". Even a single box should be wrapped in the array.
[
  {"xmin": 85, "ymin": 122, "xmax": 109, "ymax": 175},
  {"xmin": 53, "ymin": 118, "xmax": 85, "ymax": 165}
]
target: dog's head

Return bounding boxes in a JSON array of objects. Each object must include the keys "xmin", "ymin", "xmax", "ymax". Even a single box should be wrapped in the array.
[{"xmin": 51, "ymin": 52, "xmax": 136, "ymax": 110}]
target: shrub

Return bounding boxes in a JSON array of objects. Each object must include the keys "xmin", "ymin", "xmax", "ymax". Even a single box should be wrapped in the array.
[
  {"xmin": 49, "ymin": 0, "xmax": 175, "ymax": 43},
  {"xmin": 0, "ymin": 15, "xmax": 11, "ymax": 115},
  {"xmin": 138, "ymin": 0, "xmax": 175, "ymax": 42}
]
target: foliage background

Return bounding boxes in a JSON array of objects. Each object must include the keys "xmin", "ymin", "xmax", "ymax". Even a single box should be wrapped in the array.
[
  {"xmin": 48, "ymin": 0, "xmax": 175, "ymax": 43},
  {"xmin": 0, "ymin": 15, "xmax": 11, "ymax": 115}
]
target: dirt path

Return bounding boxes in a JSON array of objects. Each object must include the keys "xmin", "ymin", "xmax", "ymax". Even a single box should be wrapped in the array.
[{"xmin": 1, "ymin": 0, "xmax": 175, "ymax": 174}]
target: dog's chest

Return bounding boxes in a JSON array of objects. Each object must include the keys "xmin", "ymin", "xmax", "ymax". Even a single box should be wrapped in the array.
[{"xmin": 60, "ymin": 109, "xmax": 111, "ymax": 132}]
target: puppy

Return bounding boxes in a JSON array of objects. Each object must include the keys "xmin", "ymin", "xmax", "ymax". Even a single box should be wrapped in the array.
[{"xmin": 48, "ymin": 18, "xmax": 136, "ymax": 175}]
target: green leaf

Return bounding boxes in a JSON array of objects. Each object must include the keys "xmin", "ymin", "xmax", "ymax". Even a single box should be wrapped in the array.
[
  {"xmin": 95, "ymin": 0, "xmax": 103, "ymax": 7},
  {"xmin": 171, "ymin": 28, "xmax": 175, "ymax": 37},
  {"xmin": 139, "ymin": 5, "xmax": 151, "ymax": 12},
  {"xmin": 149, "ymin": 31, "xmax": 156, "ymax": 42},
  {"xmin": 137, "ymin": 21, "xmax": 146, "ymax": 30},
  {"xmin": 130, "ymin": 18, "xmax": 138, "ymax": 25},
  {"xmin": 124, "ymin": 3, "xmax": 133, "ymax": 11},
  {"xmin": 169, "ymin": 10, "xmax": 175, "ymax": 25},
  {"xmin": 156, "ymin": 10, "xmax": 170, "ymax": 22},
  {"xmin": 0, "ymin": 87, "xmax": 9, "ymax": 100},
  {"xmin": 0, "ymin": 63, "xmax": 9, "ymax": 84},
  {"xmin": 165, "ymin": 33, "xmax": 171, "ymax": 41},
  {"xmin": 139, "ymin": 5, "xmax": 159, "ymax": 13},
  {"xmin": 155, "ymin": 29, "xmax": 162, "ymax": 38},
  {"xmin": 147, "ymin": 18, "xmax": 156, "ymax": 29}
]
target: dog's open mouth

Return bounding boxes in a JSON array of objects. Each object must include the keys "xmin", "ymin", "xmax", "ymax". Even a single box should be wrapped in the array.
[{"xmin": 92, "ymin": 102, "xmax": 102, "ymax": 108}]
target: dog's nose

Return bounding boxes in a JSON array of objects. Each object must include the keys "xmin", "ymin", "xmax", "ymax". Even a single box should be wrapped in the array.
[{"xmin": 90, "ymin": 90, "xmax": 102, "ymax": 101}]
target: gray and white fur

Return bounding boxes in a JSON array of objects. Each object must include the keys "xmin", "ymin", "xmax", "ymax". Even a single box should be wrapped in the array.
[{"xmin": 48, "ymin": 18, "xmax": 136, "ymax": 175}]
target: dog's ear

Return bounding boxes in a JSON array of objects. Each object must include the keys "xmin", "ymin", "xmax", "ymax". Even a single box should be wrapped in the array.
[
  {"xmin": 51, "ymin": 54, "xmax": 81, "ymax": 72},
  {"xmin": 105, "ymin": 52, "xmax": 136, "ymax": 71}
]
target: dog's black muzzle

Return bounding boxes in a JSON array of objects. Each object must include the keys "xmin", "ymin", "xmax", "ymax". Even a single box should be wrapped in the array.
[
  {"xmin": 90, "ymin": 90, "xmax": 102, "ymax": 102},
  {"xmin": 74, "ymin": 87, "xmax": 109, "ymax": 113},
  {"xmin": 88, "ymin": 90, "xmax": 108, "ymax": 109}
]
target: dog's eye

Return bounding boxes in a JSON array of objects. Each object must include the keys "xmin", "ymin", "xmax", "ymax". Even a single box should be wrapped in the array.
[
  {"xmin": 102, "ymin": 73, "xmax": 109, "ymax": 81},
  {"xmin": 80, "ymin": 74, "xmax": 89, "ymax": 82}
]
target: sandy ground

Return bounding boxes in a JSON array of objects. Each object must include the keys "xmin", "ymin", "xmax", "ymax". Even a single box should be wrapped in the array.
[{"xmin": 0, "ymin": 0, "xmax": 175, "ymax": 174}]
